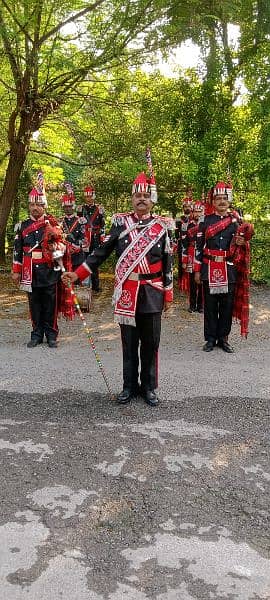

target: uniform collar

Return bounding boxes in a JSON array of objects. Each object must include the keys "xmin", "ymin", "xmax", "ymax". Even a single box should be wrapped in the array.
[
  {"xmin": 30, "ymin": 214, "xmax": 46, "ymax": 222},
  {"xmin": 214, "ymin": 211, "xmax": 229, "ymax": 218},
  {"xmin": 134, "ymin": 212, "xmax": 151, "ymax": 221}
]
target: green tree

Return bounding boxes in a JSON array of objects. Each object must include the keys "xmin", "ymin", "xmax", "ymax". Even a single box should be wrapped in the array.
[{"xmin": 0, "ymin": 0, "xmax": 171, "ymax": 261}]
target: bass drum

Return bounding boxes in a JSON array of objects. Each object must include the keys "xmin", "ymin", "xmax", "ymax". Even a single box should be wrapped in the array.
[{"xmin": 74, "ymin": 285, "xmax": 92, "ymax": 312}]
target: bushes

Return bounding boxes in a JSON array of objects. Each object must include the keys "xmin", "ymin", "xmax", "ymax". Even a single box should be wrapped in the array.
[{"xmin": 250, "ymin": 221, "xmax": 270, "ymax": 284}]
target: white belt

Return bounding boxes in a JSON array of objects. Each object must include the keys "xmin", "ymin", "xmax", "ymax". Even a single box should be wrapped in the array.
[
  {"xmin": 128, "ymin": 272, "xmax": 140, "ymax": 281},
  {"xmin": 32, "ymin": 251, "xmax": 43, "ymax": 259}
]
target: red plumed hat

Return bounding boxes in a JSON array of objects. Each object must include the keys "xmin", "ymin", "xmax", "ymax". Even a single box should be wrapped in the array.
[
  {"xmin": 28, "ymin": 187, "xmax": 47, "ymax": 207},
  {"xmin": 84, "ymin": 186, "xmax": 95, "ymax": 199},
  {"xmin": 182, "ymin": 197, "xmax": 193, "ymax": 206},
  {"xmin": 193, "ymin": 201, "xmax": 204, "ymax": 212},
  {"xmin": 213, "ymin": 181, "xmax": 233, "ymax": 202},
  {"xmin": 132, "ymin": 172, "xmax": 157, "ymax": 203},
  {"xmin": 61, "ymin": 194, "xmax": 76, "ymax": 207}
]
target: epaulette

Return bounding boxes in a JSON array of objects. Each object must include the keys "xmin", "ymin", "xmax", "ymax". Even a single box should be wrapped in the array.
[
  {"xmin": 14, "ymin": 221, "xmax": 22, "ymax": 233},
  {"xmin": 231, "ymin": 210, "xmax": 242, "ymax": 223},
  {"xmin": 155, "ymin": 216, "xmax": 176, "ymax": 230},
  {"xmin": 46, "ymin": 214, "xmax": 59, "ymax": 227},
  {"xmin": 159, "ymin": 216, "xmax": 176, "ymax": 230},
  {"xmin": 111, "ymin": 212, "xmax": 132, "ymax": 226}
]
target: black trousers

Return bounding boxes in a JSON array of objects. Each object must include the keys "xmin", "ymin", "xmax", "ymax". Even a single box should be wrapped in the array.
[
  {"xmin": 84, "ymin": 250, "xmax": 100, "ymax": 291},
  {"xmin": 91, "ymin": 267, "xmax": 100, "ymax": 291},
  {"xmin": 189, "ymin": 273, "xmax": 203, "ymax": 310},
  {"xmin": 203, "ymin": 281, "xmax": 235, "ymax": 342},
  {"xmin": 120, "ymin": 313, "xmax": 161, "ymax": 393},
  {"xmin": 28, "ymin": 284, "xmax": 58, "ymax": 342}
]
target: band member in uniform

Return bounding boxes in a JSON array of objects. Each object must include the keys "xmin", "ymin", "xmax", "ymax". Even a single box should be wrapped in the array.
[
  {"xmin": 77, "ymin": 185, "xmax": 105, "ymax": 291},
  {"xmin": 11, "ymin": 188, "xmax": 62, "ymax": 348},
  {"xmin": 176, "ymin": 196, "xmax": 193, "ymax": 290},
  {"xmin": 59, "ymin": 193, "xmax": 84, "ymax": 270},
  {"xmin": 62, "ymin": 172, "xmax": 174, "ymax": 406},
  {"xmin": 194, "ymin": 181, "xmax": 253, "ymax": 353},
  {"xmin": 182, "ymin": 201, "xmax": 204, "ymax": 312}
]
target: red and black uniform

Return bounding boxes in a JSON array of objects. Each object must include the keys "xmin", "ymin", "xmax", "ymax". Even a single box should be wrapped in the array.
[
  {"xmin": 12, "ymin": 216, "xmax": 60, "ymax": 343},
  {"xmin": 194, "ymin": 212, "xmax": 239, "ymax": 343},
  {"xmin": 59, "ymin": 214, "xmax": 84, "ymax": 270},
  {"xmin": 182, "ymin": 218, "xmax": 203, "ymax": 312},
  {"xmin": 77, "ymin": 203, "xmax": 105, "ymax": 291},
  {"xmin": 175, "ymin": 215, "xmax": 190, "ymax": 284},
  {"xmin": 75, "ymin": 212, "xmax": 173, "ymax": 395}
]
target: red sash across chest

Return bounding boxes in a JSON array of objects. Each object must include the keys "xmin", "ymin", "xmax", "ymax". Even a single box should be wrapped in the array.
[
  {"xmin": 205, "ymin": 215, "xmax": 233, "ymax": 240},
  {"xmin": 113, "ymin": 217, "xmax": 166, "ymax": 325},
  {"xmin": 21, "ymin": 219, "xmax": 45, "ymax": 239}
]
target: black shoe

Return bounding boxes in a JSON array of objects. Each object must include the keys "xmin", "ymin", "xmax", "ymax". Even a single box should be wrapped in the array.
[
  {"xmin": 197, "ymin": 307, "xmax": 204, "ymax": 313},
  {"xmin": 117, "ymin": 389, "xmax": 134, "ymax": 404},
  {"xmin": 203, "ymin": 341, "xmax": 215, "ymax": 352},
  {"xmin": 47, "ymin": 339, "xmax": 58, "ymax": 348},
  {"xmin": 217, "ymin": 340, "xmax": 234, "ymax": 353},
  {"xmin": 142, "ymin": 390, "xmax": 159, "ymax": 406},
  {"xmin": 27, "ymin": 339, "xmax": 42, "ymax": 348},
  {"xmin": 188, "ymin": 307, "xmax": 196, "ymax": 313}
]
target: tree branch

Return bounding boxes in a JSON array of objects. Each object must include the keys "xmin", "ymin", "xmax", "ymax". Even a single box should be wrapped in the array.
[
  {"xmin": 0, "ymin": 10, "xmax": 22, "ymax": 89},
  {"xmin": 1, "ymin": 0, "xmax": 34, "ymax": 44},
  {"xmin": 32, "ymin": 0, "xmax": 43, "ymax": 92},
  {"xmin": 0, "ymin": 77, "xmax": 16, "ymax": 92},
  {"xmin": 38, "ymin": 0, "xmax": 107, "ymax": 45},
  {"xmin": 30, "ymin": 147, "xmax": 103, "ymax": 167}
]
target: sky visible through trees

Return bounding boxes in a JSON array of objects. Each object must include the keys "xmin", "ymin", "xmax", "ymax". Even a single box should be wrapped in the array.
[{"xmin": 0, "ymin": 1, "xmax": 269, "ymax": 277}]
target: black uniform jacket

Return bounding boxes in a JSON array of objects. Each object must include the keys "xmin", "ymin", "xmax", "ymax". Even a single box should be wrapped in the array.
[
  {"xmin": 13, "ymin": 216, "xmax": 60, "ymax": 287},
  {"xmin": 77, "ymin": 203, "xmax": 105, "ymax": 248},
  {"xmin": 195, "ymin": 213, "xmax": 239, "ymax": 282},
  {"xmin": 59, "ymin": 215, "xmax": 84, "ymax": 268},
  {"xmin": 76, "ymin": 213, "xmax": 173, "ymax": 313}
]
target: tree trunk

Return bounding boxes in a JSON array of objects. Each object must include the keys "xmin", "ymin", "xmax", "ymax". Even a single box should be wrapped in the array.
[
  {"xmin": 0, "ymin": 144, "xmax": 28, "ymax": 264},
  {"xmin": 0, "ymin": 225, "xmax": 6, "ymax": 264},
  {"xmin": 5, "ymin": 192, "xmax": 21, "ymax": 259}
]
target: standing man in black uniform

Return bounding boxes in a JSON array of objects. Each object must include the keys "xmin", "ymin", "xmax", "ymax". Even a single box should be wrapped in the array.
[
  {"xmin": 62, "ymin": 172, "xmax": 174, "ymax": 406},
  {"xmin": 194, "ymin": 181, "xmax": 245, "ymax": 353},
  {"xmin": 12, "ymin": 188, "xmax": 61, "ymax": 348},
  {"xmin": 59, "ymin": 193, "xmax": 84, "ymax": 270},
  {"xmin": 181, "ymin": 200, "xmax": 204, "ymax": 312},
  {"xmin": 77, "ymin": 185, "xmax": 105, "ymax": 291},
  {"xmin": 176, "ymin": 196, "xmax": 193, "ymax": 289}
]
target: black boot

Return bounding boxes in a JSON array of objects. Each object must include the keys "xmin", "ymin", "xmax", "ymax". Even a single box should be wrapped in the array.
[
  {"xmin": 27, "ymin": 339, "xmax": 42, "ymax": 348},
  {"xmin": 217, "ymin": 339, "xmax": 234, "ymax": 353},
  {"xmin": 203, "ymin": 341, "xmax": 215, "ymax": 352},
  {"xmin": 117, "ymin": 389, "xmax": 135, "ymax": 404},
  {"xmin": 141, "ymin": 390, "xmax": 159, "ymax": 406},
  {"xmin": 47, "ymin": 339, "xmax": 58, "ymax": 348}
]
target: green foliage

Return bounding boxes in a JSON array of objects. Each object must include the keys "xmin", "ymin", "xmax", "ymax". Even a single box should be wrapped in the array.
[{"xmin": 1, "ymin": 0, "xmax": 270, "ymax": 283}]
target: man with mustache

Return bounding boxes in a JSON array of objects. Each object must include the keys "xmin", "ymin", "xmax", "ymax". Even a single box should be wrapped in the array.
[
  {"xmin": 194, "ymin": 181, "xmax": 246, "ymax": 353},
  {"xmin": 11, "ymin": 188, "xmax": 61, "ymax": 348},
  {"xmin": 77, "ymin": 185, "xmax": 105, "ymax": 292},
  {"xmin": 175, "ymin": 195, "xmax": 193, "ymax": 289},
  {"xmin": 62, "ymin": 172, "xmax": 174, "ymax": 406},
  {"xmin": 181, "ymin": 200, "xmax": 204, "ymax": 313},
  {"xmin": 58, "ymin": 193, "xmax": 84, "ymax": 270}
]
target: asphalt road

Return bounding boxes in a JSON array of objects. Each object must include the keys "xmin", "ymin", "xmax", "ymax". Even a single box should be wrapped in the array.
[{"xmin": 0, "ymin": 282, "xmax": 269, "ymax": 599}]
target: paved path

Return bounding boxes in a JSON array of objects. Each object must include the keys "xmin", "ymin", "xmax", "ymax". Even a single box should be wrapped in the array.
[{"xmin": 0, "ymin": 280, "xmax": 269, "ymax": 599}]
